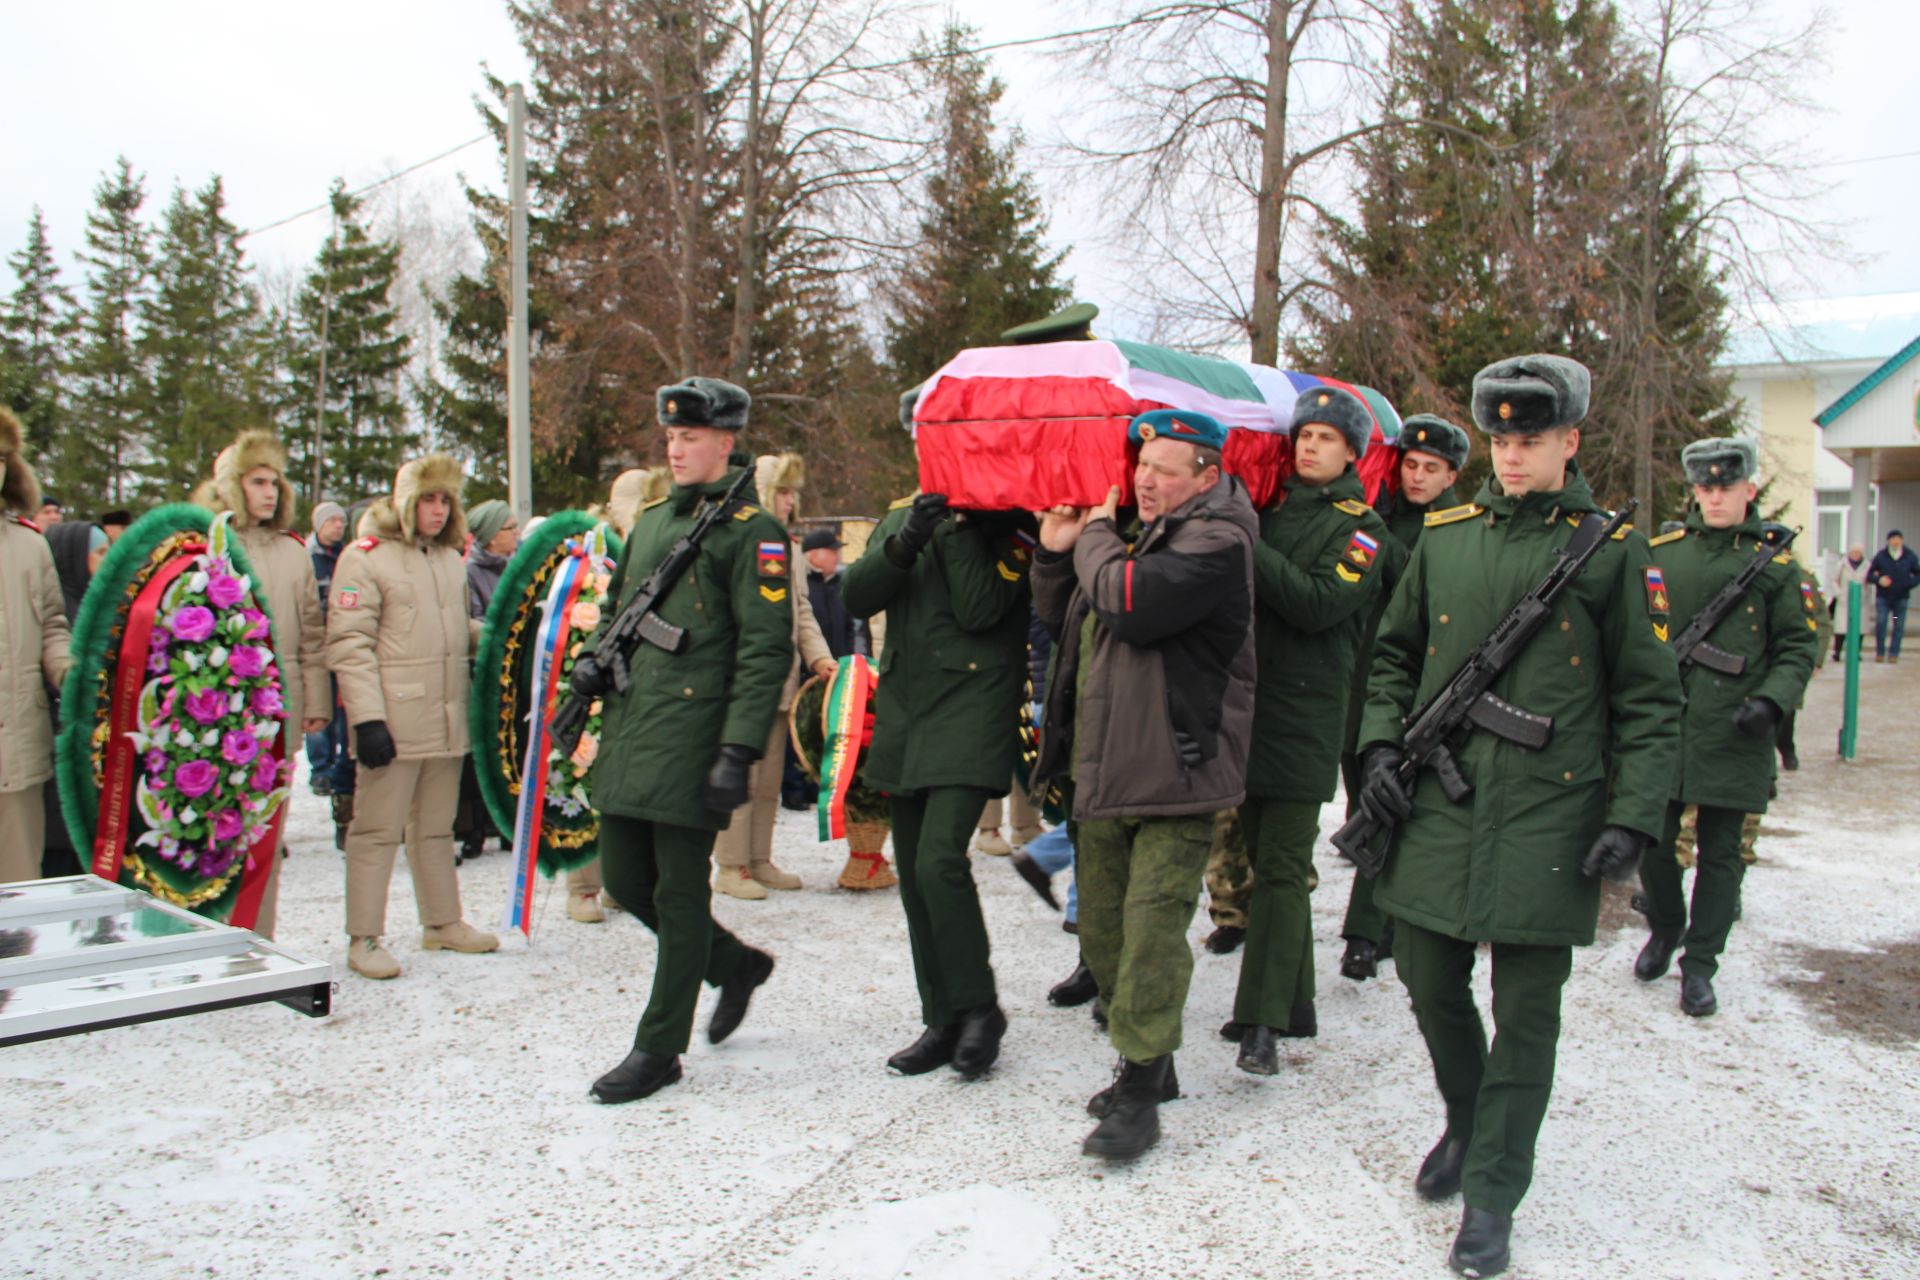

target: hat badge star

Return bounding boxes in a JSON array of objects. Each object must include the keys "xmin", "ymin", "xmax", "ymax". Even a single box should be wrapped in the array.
[{"xmin": 1498, "ymin": 402, "xmax": 1512, "ymax": 420}]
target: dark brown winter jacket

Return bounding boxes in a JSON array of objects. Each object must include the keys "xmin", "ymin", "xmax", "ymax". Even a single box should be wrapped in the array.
[{"xmin": 1030, "ymin": 475, "xmax": 1258, "ymax": 822}]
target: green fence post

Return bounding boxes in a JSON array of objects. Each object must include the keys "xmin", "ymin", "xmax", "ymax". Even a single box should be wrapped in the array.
[{"xmin": 1841, "ymin": 580, "xmax": 1861, "ymax": 760}]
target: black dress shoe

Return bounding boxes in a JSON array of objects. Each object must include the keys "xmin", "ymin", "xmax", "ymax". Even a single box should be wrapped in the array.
[
  {"xmin": 1088, "ymin": 1055, "xmax": 1180, "ymax": 1117},
  {"xmin": 1681, "ymin": 972, "xmax": 1718, "ymax": 1017},
  {"xmin": 1416, "ymin": 1129, "xmax": 1468, "ymax": 1200},
  {"xmin": 951, "ymin": 1002, "xmax": 1008, "ymax": 1078},
  {"xmin": 1340, "ymin": 937, "xmax": 1380, "ymax": 981},
  {"xmin": 1204, "ymin": 926, "xmax": 1246, "ymax": 955},
  {"xmin": 1635, "ymin": 930, "xmax": 1681, "ymax": 982},
  {"xmin": 1780, "ymin": 747, "xmax": 1799, "ymax": 772},
  {"xmin": 1236, "ymin": 1025, "xmax": 1280, "ymax": 1075},
  {"xmin": 887, "ymin": 1024, "xmax": 959, "ymax": 1075},
  {"xmin": 707, "ymin": 947, "xmax": 775, "ymax": 1044},
  {"xmin": 1449, "ymin": 1206, "xmax": 1512, "ymax": 1277},
  {"xmin": 1010, "ymin": 849, "xmax": 1060, "ymax": 910},
  {"xmin": 1219, "ymin": 1020, "xmax": 1247, "ymax": 1042},
  {"xmin": 1082, "ymin": 1055, "xmax": 1173, "ymax": 1160},
  {"xmin": 1048, "ymin": 960, "xmax": 1098, "ymax": 1007},
  {"xmin": 590, "ymin": 1049, "xmax": 683, "ymax": 1104},
  {"xmin": 1091, "ymin": 1000, "xmax": 1108, "ymax": 1029}
]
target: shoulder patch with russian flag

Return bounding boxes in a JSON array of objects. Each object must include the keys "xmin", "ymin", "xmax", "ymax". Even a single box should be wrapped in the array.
[
  {"xmin": 1343, "ymin": 528, "xmax": 1380, "ymax": 572},
  {"xmin": 1644, "ymin": 565, "xmax": 1669, "ymax": 641},
  {"xmin": 758, "ymin": 540, "xmax": 788, "ymax": 579},
  {"xmin": 1799, "ymin": 580, "xmax": 1817, "ymax": 611}
]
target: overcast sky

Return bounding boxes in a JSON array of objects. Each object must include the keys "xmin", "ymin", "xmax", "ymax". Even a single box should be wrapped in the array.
[{"xmin": 3, "ymin": 0, "xmax": 1915, "ymax": 342}]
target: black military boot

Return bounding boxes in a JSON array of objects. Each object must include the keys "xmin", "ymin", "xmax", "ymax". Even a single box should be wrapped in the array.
[
  {"xmin": 1236, "ymin": 1024, "xmax": 1280, "ymax": 1075},
  {"xmin": 590, "ymin": 1049, "xmax": 683, "ymax": 1104},
  {"xmin": 1681, "ymin": 972, "xmax": 1718, "ymax": 1017},
  {"xmin": 1219, "ymin": 1020, "xmax": 1247, "ymax": 1042},
  {"xmin": 1448, "ymin": 1206, "xmax": 1512, "ymax": 1277},
  {"xmin": 707, "ymin": 947, "xmax": 775, "ymax": 1044},
  {"xmin": 1204, "ymin": 925, "xmax": 1246, "ymax": 955},
  {"xmin": 1416, "ymin": 1128, "xmax": 1468, "ymax": 1200},
  {"xmin": 887, "ymin": 1024, "xmax": 959, "ymax": 1075},
  {"xmin": 1340, "ymin": 937, "xmax": 1381, "ymax": 981},
  {"xmin": 1048, "ymin": 959, "xmax": 1098, "ymax": 1007},
  {"xmin": 1634, "ymin": 929, "xmax": 1681, "ymax": 982},
  {"xmin": 951, "ymin": 1001, "xmax": 1008, "ymax": 1078},
  {"xmin": 1082, "ymin": 1055, "xmax": 1172, "ymax": 1160},
  {"xmin": 1091, "ymin": 1000, "xmax": 1108, "ymax": 1029},
  {"xmin": 1088, "ymin": 1055, "xmax": 1180, "ymax": 1117}
]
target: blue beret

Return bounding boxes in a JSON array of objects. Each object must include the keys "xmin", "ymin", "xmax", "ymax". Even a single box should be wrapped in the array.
[{"xmin": 1129, "ymin": 409, "xmax": 1228, "ymax": 453}]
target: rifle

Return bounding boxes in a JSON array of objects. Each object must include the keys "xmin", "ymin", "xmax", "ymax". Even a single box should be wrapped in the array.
[
  {"xmin": 1331, "ymin": 500, "xmax": 1637, "ymax": 879},
  {"xmin": 1669, "ymin": 527, "xmax": 1796, "ymax": 678},
  {"xmin": 548, "ymin": 466, "xmax": 756, "ymax": 758}
]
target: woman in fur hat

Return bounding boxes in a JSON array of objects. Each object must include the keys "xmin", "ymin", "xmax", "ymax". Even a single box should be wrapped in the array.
[{"xmin": 200, "ymin": 430, "xmax": 334, "ymax": 936}]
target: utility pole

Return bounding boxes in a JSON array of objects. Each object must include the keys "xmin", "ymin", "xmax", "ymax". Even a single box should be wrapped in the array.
[
  {"xmin": 507, "ymin": 82, "xmax": 532, "ymax": 525},
  {"xmin": 311, "ymin": 208, "xmax": 338, "ymax": 505}
]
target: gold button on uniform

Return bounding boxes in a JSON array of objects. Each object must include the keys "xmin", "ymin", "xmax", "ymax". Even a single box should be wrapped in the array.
[
  {"xmin": 1560, "ymin": 620, "xmax": 1571, "ymax": 631},
  {"xmin": 1439, "ymin": 614, "xmax": 1450, "ymax": 624},
  {"xmin": 1569, "ymin": 656, "xmax": 1580, "ymax": 667},
  {"xmin": 683, "ymin": 687, "xmax": 694, "ymax": 696},
  {"xmin": 968, "ymin": 661, "xmax": 978, "ymax": 670},
  {"xmin": 1563, "ymin": 771, "xmax": 1573, "ymax": 781},
  {"xmin": 1428, "ymin": 646, "xmax": 1437, "ymax": 656}
]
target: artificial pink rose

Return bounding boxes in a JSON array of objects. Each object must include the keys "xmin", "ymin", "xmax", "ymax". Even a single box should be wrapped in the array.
[
  {"xmin": 173, "ymin": 759, "xmax": 218, "ymax": 798},
  {"xmin": 228, "ymin": 645, "xmax": 266, "ymax": 678},
  {"xmin": 205, "ymin": 571, "xmax": 246, "ymax": 610},
  {"xmin": 221, "ymin": 730, "xmax": 261, "ymax": 766},
  {"xmin": 184, "ymin": 687, "xmax": 229, "ymax": 725},
  {"xmin": 241, "ymin": 608, "xmax": 271, "ymax": 640},
  {"xmin": 168, "ymin": 606, "xmax": 216, "ymax": 643},
  {"xmin": 251, "ymin": 686, "xmax": 284, "ymax": 717},
  {"xmin": 212, "ymin": 809, "xmax": 246, "ymax": 842},
  {"xmin": 570, "ymin": 601, "xmax": 602, "ymax": 632},
  {"xmin": 250, "ymin": 755, "xmax": 282, "ymax": 792}
]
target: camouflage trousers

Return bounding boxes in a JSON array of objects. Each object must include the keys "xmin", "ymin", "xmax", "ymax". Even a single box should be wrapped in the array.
[
  {"xmin": 1075, "ymin": 813, "xmax": 1215, "ymax": 1062},
  {"xmin": 1672, "ymin": 805, "xmax": 1761, "ymax": 868},
  {"xmin": 1205, "ymin": 806, "xmax": 1317, "ymax": 928}
]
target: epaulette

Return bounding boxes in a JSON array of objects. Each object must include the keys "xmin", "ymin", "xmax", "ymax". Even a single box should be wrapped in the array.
[
  {"xmin": 888, "ymin": 495, "xmax": 916, "ymax": 511},
  {"xmin": 355, "ymin": 536, "xmax": 380, "ymax": 552},
  {"xmin": 1333, "ymin": 498, "xmax": 1370, "ymax": 517},
  {"xmin": 1648, "ymin": 528, "xmax": 1687, "ymax": 548},
  {"xmin": 639, "ymin": 496, "xmax": 669, "ymax": 514},
  {"xmin": 730, "ymin": 502, "xmax": 763, "ymax": 523},
  {"xmin": 1772, "ymin": 552, "xmax": 1792, "ymax": 565},
  {"xmin": 6, "ymin": 514, "xmax": 42, "ymax": 533},
  {"xmin": 1424, "ymin": 503, "xmax": 1484, "ymax": 527},
  {"xmin": 1566, "ymin": 514, "xmax": 1633, "ymax": 540}
]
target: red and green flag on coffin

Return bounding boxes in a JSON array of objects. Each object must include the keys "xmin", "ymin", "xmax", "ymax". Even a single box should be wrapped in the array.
[{"xmin": 912, "ymin": 339, "xmax": 1404, "ymax": 510}]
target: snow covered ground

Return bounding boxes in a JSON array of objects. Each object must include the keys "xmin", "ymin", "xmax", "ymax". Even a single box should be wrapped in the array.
[{"xmin": 4, "ymin": 660, "xmax": 1918, "ymax": 1279}]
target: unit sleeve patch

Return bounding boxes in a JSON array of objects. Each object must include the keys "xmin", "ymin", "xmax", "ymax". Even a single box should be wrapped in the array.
[
  {"xmin": 758, "ymin": 540, "xmax": 789, "ymax": 579},
  {"xmin": 1343, "ymin": 528, "xmax": 1380, "ymax": 573},
  {"xmin": 1644, "ymin": 565, "xmax": 1669, "ymax": 642}
]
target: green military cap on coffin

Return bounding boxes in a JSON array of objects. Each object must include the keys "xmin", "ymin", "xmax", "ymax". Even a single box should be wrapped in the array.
[
  {"xmin": 1399, "ymin": 414, "xmax": 1470, "ymax": 471},
  {"xmin": 1681, "ymin": 437, "xmax": 1759, "ymax": 487},
  {"xmin": 1470, "ymin": 354, "xmax": 1591, "ymax": 435},
  {"xmin": 1000, "ymin": 302, "xmax": 1100, "ymax": 345},
  {"xmin": 658, "ymin": 376, "xmax": 750, "ymax": 430},
  {"xmin": 1292, "ymin": 385, "xmax": 1374, "ymax": 459}
]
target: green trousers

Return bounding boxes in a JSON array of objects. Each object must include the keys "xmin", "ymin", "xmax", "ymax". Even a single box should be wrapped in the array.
[
  {"xmin": 599, "ymin": 813, "xmax": 750, "ymax": 1057},
  {"xmin": 1076, "ymin": 813, "xmax": 1214, "ymax": 1062},
  {"xmin": 1396, "ymin": 920, "xmax": 1573, "ymax": 1216},
  {"xmin": 1338, "ymin": 752, "xmax": 1390, "ymax": 943},
  {"xmin": 890, "ymin": 787, "xmax": 997, "ymax": 1026},
  {"xmin": 1231, "ymin": 798, "xmax": 1320, "ymax": 1028},
  {"xmin": 1643, "ymin": 800, "xmax": 1749, "ymax": 980}
]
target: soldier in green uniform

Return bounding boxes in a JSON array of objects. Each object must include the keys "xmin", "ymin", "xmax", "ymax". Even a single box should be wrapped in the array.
[
  {"xmin": 1224, "ymin": 387, "xmax": 1390, "ymax": 1074},
  {"xmin": 1336, "ymin": 414, "xmax": 1467, "ymax": 981},
  {"xmin": 1633, "ymin": 438, "xmax": 1817, "ymax": 1017},
  {"xmin": 1356, "ymin": 355, "xmax": 1680, "ymax": 1277},
  {"xmin": 573, "ymin": 378, "xmax": 794, "ymax": 1104},
  {"xmin": 841, "ymin": 474, "xmax": 1033, "ymax": 1080}
]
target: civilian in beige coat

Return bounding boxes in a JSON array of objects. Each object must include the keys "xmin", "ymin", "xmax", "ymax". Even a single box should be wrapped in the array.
[
  {"xmin": 196, "ymin": 431, "xmax": 332, "ymax": 935},
  {"xmin": 0, "ymin": 408, "xmax": 72, "ymax": 882},
  {"xmin": 326, "ymin": 454, "xmax": 498, "ymax": 978},
  {"xmin": 714, "ymin": 453, "xmax": 834, "ymax": 899}
]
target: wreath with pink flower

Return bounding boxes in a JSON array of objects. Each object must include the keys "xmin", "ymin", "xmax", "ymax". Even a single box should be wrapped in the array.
[{"xmin": 57, "ymin": 506, "xmax": 292, "ymax": 925}]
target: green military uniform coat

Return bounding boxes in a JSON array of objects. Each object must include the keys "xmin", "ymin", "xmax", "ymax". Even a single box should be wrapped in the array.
[
  {"xmin": 1360, "ymin": 468, "xmax": 1682, "ymax": 947},
  {"xmin": 591, "ymin": 472, "xmax": 795, "ymax": 831},
  {"xmin": 1649, "ymin": 511, "xmax": 1818, "ymax": 812}
]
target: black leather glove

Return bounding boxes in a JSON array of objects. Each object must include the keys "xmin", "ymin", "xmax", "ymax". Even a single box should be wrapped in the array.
[
  {"xmin": 1358, "ymin": 746, "xmax": 1415, "ymax": 825},
  {"xmin": 569, "ymin": 651, "xmax": 615, "ymax": 698},
  {"xmin": 886, "ymin": 492, "xmax": 950, "ymax": 566},
  {"xmin": 1581, "ymin": 823, "xmax": 1651, "ymax": 882},
  {"xmin": 702, "ymin": 743, "xmax": 760, "ymax": 813},
  {"xmin": 1173, "ymin": 730, "xmax": 1204, "ymax": 769},
  {"xmin": 354, "ymin": 721, "xmax": 396, "ymax": 770},
  {"xmin": 1733, "ymin": 696, "xmax": 1781, "ymax": 740}
]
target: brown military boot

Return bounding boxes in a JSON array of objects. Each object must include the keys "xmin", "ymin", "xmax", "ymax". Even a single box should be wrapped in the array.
[
  {"xmin": 423, "ymin": 920, "xmax": 501, "ymax": 953},
  {"xmin": 348, "ymin": 936, "xmax": 401, "ymax": 980}
]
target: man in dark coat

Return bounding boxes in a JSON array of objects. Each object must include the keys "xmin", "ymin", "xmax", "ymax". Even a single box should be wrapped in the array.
[
  {"xmin": 801, "ymin": 526, "xmax": 864, "ymax": 658},
  {"xmin": 1031, "ymin": 409, "xmax": 1257, "ymax": 1160},
  {"xmin": 1869, "ymin": 529, "xmax": 1919, "ymax": 661},
  {"xmin": 568, "ymin": 377, "xmax": 793, "ymax": 1104},
  {"xmin": 1337, "ymin": 415, "xmax": 1466, "ymax": 981},
  {"xmin": 1357, "ymin": 354, "xmax": 1680, "ymax": 1277},
  {"xmin": 1634, "ymin": 438, "xmax": 1817, "ymax": 1016}
]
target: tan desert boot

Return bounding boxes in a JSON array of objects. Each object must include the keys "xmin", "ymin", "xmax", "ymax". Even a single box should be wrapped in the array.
[
  {"xmin": 422, "ymin": 920, "xmax": 501, "ymax": 953},
  {"xmin": 348, "ymin": 936, "xmax": 401, "ymax": 980},
  {"xmin": 715, "ymin": 866, "xmax": 768, "ymax": 900}
]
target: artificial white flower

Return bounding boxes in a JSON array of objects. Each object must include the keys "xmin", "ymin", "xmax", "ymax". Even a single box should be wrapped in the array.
[
  {"xmin": 181, "ymin": 651, "xmax": 204, "ymax": 672},
  {"xmin": 201, "ymin": 729, "xmax": 220, "ymax": 747},
  {"xmin": 209, "ymin": 645, "xmax": 229, "ymax": 668},
  {"xmin": 175, "ymin": 728, "xmax": 197, "ymax": 748},
  {"xmin": 188, "ymin": 571, "xmax": 210, "ymax": 593},
  {"xmin": 179, "ymin": 806, "xmax": 198, "ymax": 825}
]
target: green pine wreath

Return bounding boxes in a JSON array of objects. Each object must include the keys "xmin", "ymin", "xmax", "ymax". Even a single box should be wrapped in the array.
[{"xmin": 471, "ymin": 511, "xmax": 623, "ymax": 875}]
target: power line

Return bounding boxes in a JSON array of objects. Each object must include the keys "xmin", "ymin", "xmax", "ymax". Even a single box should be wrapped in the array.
[
  {"xmin": 1809, "ymin": 147, "xmax": 1920, "ymax": 170},
  {"xmin": 237, "ymin": 132, "xmax": 492, "ymax": 241}
]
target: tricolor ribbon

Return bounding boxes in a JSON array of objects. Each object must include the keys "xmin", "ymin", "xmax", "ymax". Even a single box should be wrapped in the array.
[
  {"xmin": 816, "ymin": 656, "xmax": 875, "ymax": 841},
  {"xmin": 503, "ymin": 541, "xmax": 591, "ymax": 937}
]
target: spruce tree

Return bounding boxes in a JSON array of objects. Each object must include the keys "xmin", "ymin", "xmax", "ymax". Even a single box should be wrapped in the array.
[
  {"xmin": 137, "ymin": 177, "xmax": 270, "ymax": 503},
  {"xmin": 69, "ymin": 157, "xmax": 154, "ymax": 511},
  {"xmin": 286, "ymin": 183, "xmax": 413, "ymax": 504},
  {"xmin": 1, "ymin": 207, "xmax": 78, "ymax": 470},
  {"xmin": 884, "ymin": 24, "xmax": 1071, "ymax": 385}
]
